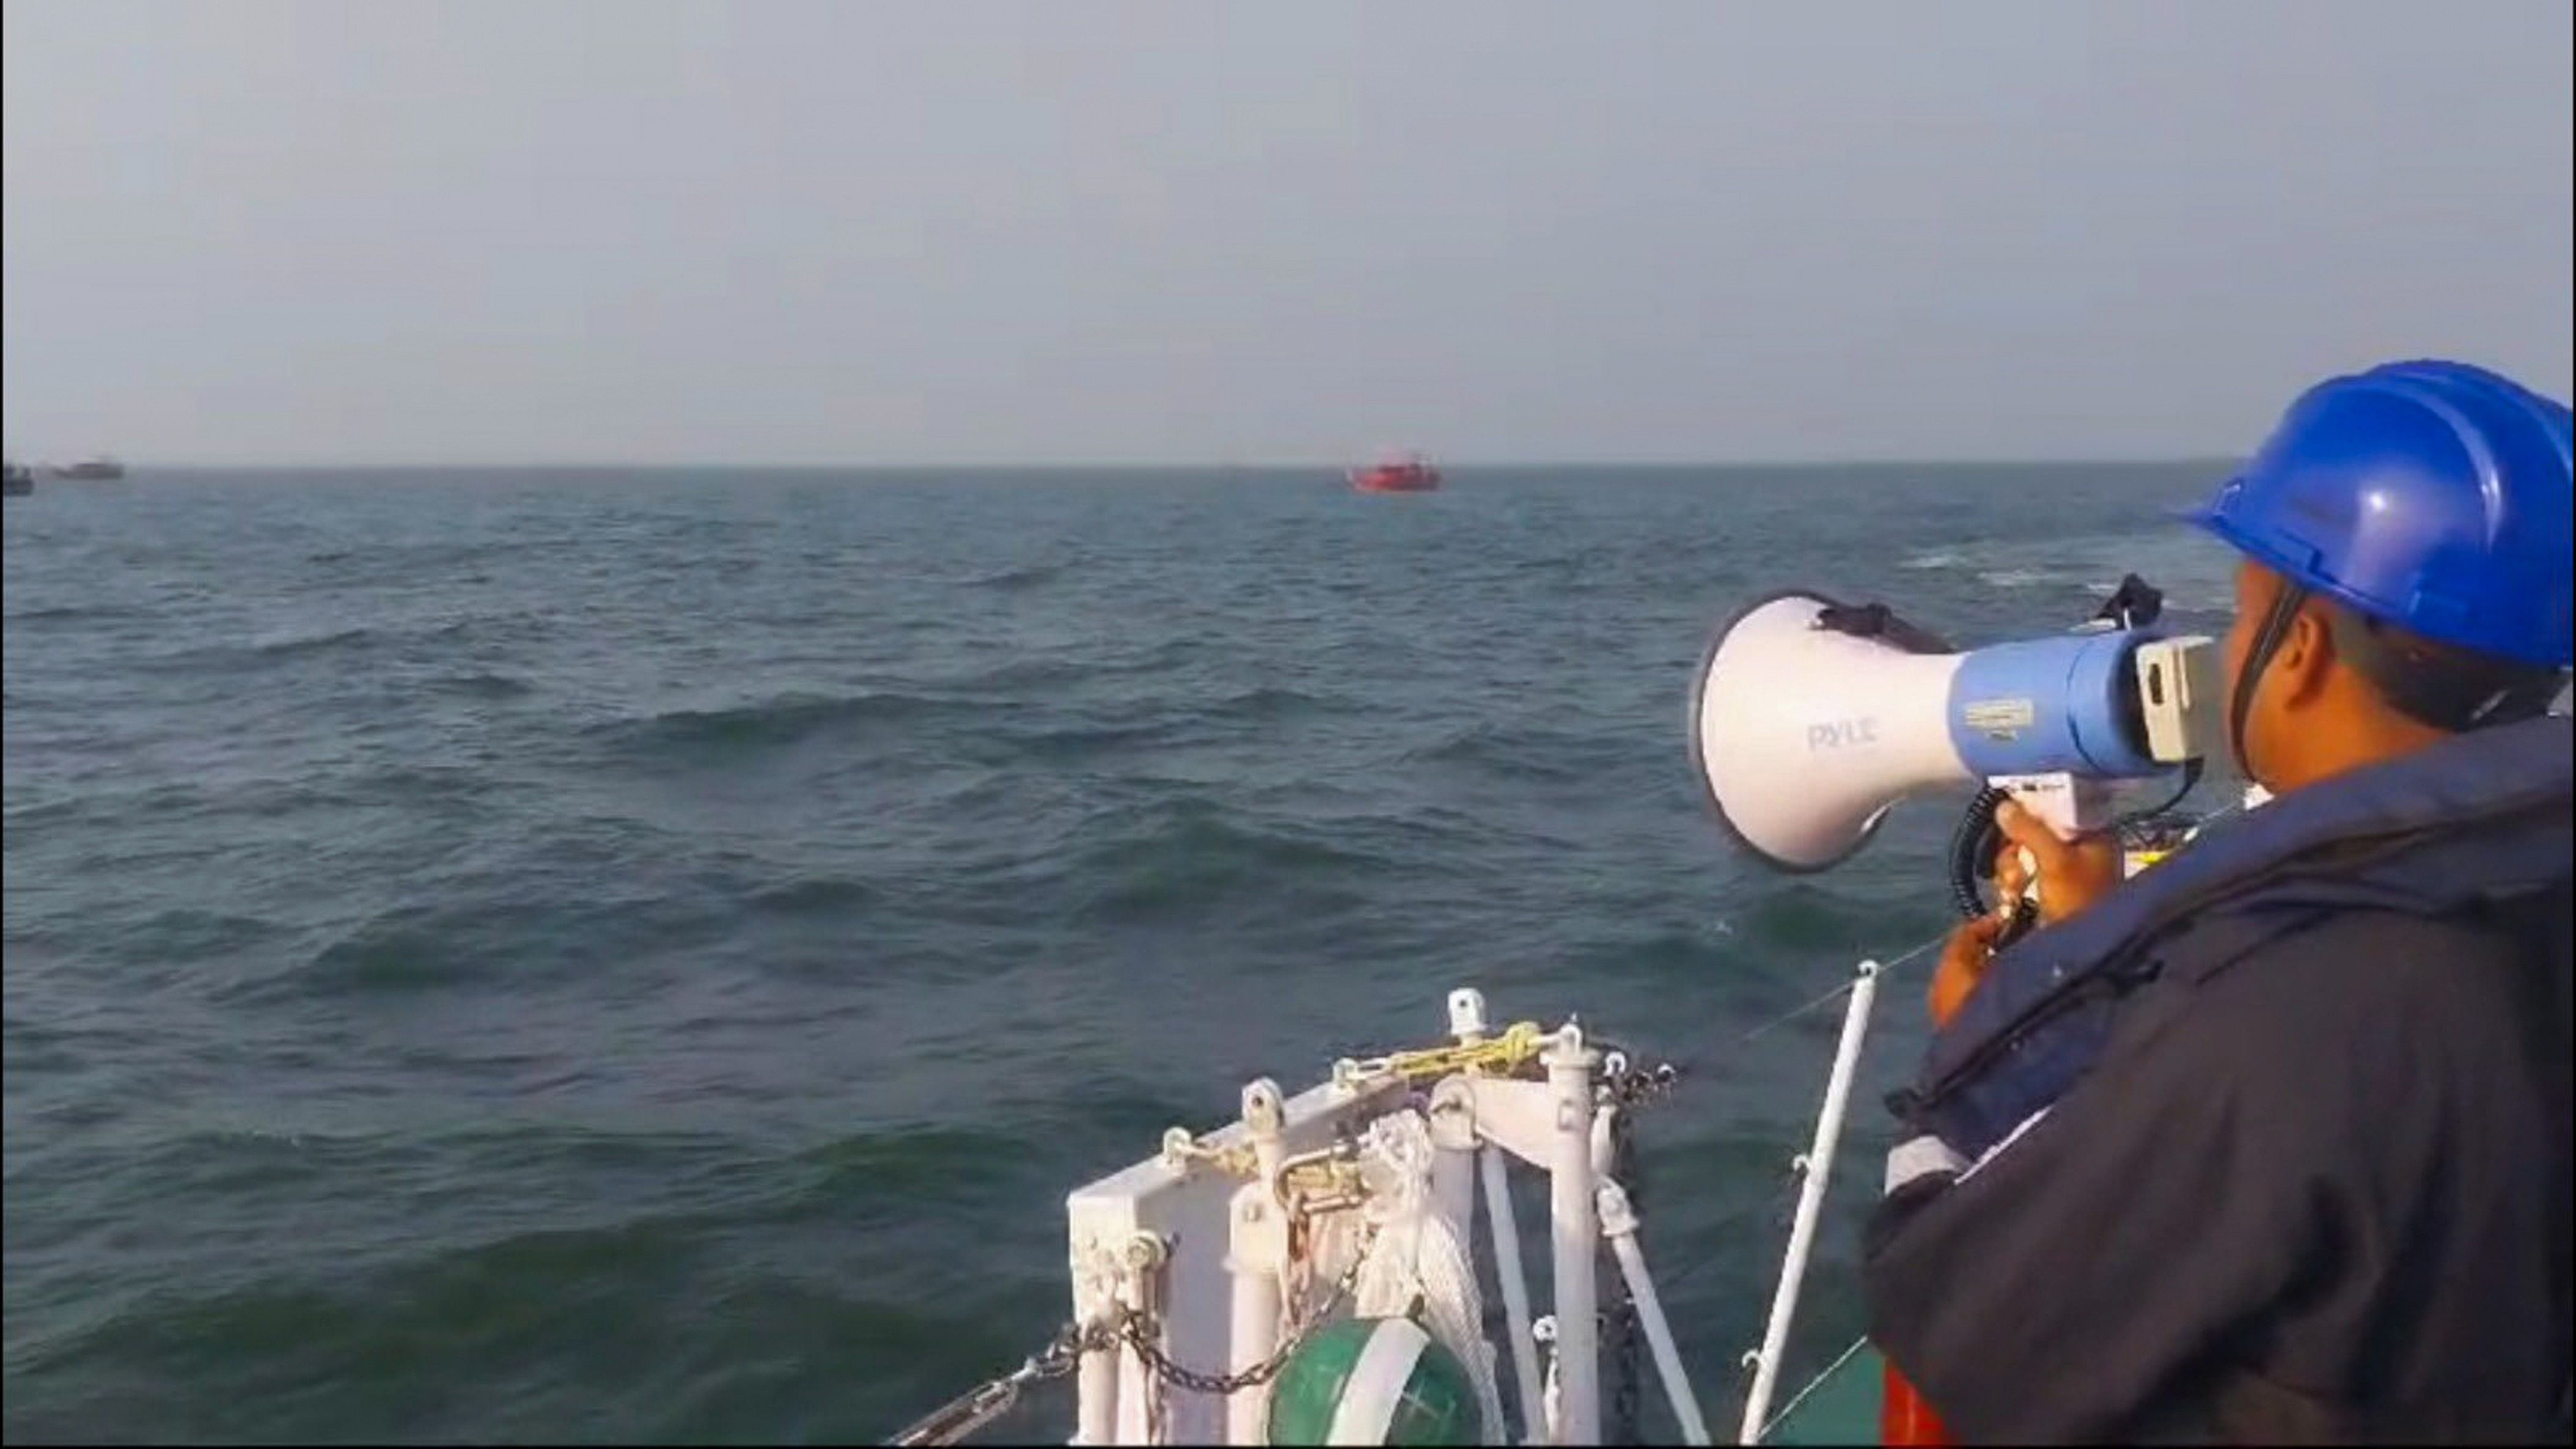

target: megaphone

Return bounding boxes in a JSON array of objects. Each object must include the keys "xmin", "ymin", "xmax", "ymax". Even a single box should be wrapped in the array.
[{"xmin": 1688, "ymin": 589, "xmax": 2222, "ymax": 873}]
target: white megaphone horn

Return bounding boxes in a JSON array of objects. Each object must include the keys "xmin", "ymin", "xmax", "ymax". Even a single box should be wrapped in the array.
[{"xmin": 1689, "ymin": 589, "xmax": 2223, "ymax": 873}]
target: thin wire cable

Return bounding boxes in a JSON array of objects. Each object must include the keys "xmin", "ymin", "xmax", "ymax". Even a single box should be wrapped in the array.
[
  {"xmin": 1656, "ymin": 1184, "xmax": 1804, "ymax": 1300},
  {"xmin": 1734, "ymin": 789, "xmax": 2254, "ymax": 1047},
  {"xmin": 1737, "ymin": 933, "xmax": 1942, "ymax": 1044},
  {"xmin": 1755, "ymin": 1333, "xmax": 1869, "ymax": 1442}
]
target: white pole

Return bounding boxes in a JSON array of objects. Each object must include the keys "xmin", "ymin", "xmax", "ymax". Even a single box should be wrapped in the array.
[
  {"xmin": 1117, "ymin": 1236, "xmax": 1167, "ymax": 1447},
  {"xmin": 1544, "ymin": 1032, "xmax": 1602, "ymax": 1445},
  {"xmin": 1738, "ymin": 960, "xmax": 1880, "ymax": 1445},
  {"xmin": 1076, "ymin": 1332, "xmax": 1120, "ymax": 1447},
  {"xmin": 1230, "ymin": 1080, "xmax": 1291, "ymax": 1446},
  {"xmin": 1596, "ymin": 1181, "xmax": 1712, "ymax": 1447},
  {"xmin": 1534, "ymin": 1316, "xmax": 1563, "ymax": 1447},
  {"xmin": 1434, "ymin": 1140, "xmax": 1478, "ymax": 1245},
  {"xmin": 1482, "ymin": 1145, "xmax": 1546, "ymax": 1440},
  {"xmin": 1227, "ymin": 1186, "xmax": 1285, "ymax": 1445},
  {"xmin": 1118, "ymin": 1337, "xmax": 1158, "ymax": 1445}
]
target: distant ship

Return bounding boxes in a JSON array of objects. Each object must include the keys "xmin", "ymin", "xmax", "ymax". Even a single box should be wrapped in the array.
[
  {"xmin": 3, "ymin": 461, "xmax": 31, "ymax": 497},
  {"xmin": 1348, "ymin": 450, "xmax": 1440, "ymax": 493},
  {"xmin": 47, "ymin": 456, "xmax": 126, "ymax": 481}
]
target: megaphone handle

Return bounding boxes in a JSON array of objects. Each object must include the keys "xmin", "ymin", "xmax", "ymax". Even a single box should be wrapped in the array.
[
  {"xmin": 1992, "ymin": 893, "xmax": 2038, "ymax": 950},
  {"xmin": 2001, "ymin": 844, "xmax": 2044, "ymax": 917},
  {"xmin": 1987, "ymin": 772, "xmax": 2113, "ymax": 840}
]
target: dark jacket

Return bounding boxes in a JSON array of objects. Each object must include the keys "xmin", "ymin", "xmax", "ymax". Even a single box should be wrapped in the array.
[{"xmin": 1865, "ymin": 716, "xmax": 2574, "ymax": 1444}]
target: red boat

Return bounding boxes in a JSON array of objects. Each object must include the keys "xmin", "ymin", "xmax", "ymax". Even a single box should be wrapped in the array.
[{"xmin": 1348, "ymin": 451, "xmax": 1441, "ymax": 493}]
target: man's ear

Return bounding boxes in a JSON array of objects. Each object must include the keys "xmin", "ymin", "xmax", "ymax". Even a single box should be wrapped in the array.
[{"xmin": 2272, "ymin": 604, "xmax": 2339, "ymax": 707}]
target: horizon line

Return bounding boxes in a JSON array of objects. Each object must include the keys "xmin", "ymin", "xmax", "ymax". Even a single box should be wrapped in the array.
[{"xmin": 48, "ymin": 454, "xmax": 2242, "ymax": 473}]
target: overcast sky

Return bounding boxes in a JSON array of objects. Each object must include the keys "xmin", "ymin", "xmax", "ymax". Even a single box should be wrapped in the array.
[{"xmin": 4, "ymin": 1, "xmax": 2569, "ymax": 466}]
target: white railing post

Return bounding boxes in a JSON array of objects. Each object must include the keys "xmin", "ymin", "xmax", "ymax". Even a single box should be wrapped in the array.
[
  {"xmin": 1544, "ymin": 1029, "xmax": 1602, "ymax": 1445},
  {"xmin": 1738, "ymin": 959, "xmax": 1881, "ymax": 1445},
  {"xmin": 1431, "ymin": 1083, "xmax": 1481, "ymax": 1252},
  {"xmin": 1482, "ymin": 1144, "xmax": 1545, "ymax": 1440},
  {"xmin": 1075, "ymin": 1333, "xmax": 1120, "ymax": 1447},
  {"xmin": 1597, "ymin": 1179, "xmax": 1712, "ymax": 1446},
  {"xmin": 1227, "ymin": 1181, "xmax": 1285, "ymax": 1446},
  {"xmin": 1226, "ymin": 1077, "xmax": 1291, "ymax": 1445},
  {"xmin": 1071, "ymin": 1239, "xmax": 1123, "ymax": 1447},
  {"xmin": 1117, "ymin": 1234, "xmax": 1168, "ymax": 1445}
]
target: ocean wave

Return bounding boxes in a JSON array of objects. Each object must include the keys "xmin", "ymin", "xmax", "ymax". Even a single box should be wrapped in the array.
[
  {"xmin": 116, "ymin": 908, "xmax": 293, "ymax": 961},
  {"xmin": 1560, "ymin": 922, "xmax": 1744, "ymax": 981},
  {"xmin": 991, "ymin": 718, "xmax": 1174, "ymax": 763},
  {"xmin": 1, "ymin": 781, "xmax": 219, "ymax": 831},
  {"xmin": 1200, "ymin": 683, "xmax": 1343, "ymax": 722},
  {"xmin": 248, "ymin": 625, "xmax": 380, "ymax": 659},
  {"xmin": 934, "ymin": 656, "xmax": 1125, "ymax": 694},
  {"xmin": 1737, "ymin": 881, "xmax": 1917, "ymax": 956},
  {"xmin": 780, "ymin": 1124, "xmax": 1034, "ymax": 1206},
  {"xmin": 11, "ymin": 1211, "xmax": 716, "ymax": 1376},
  {"xmin": 270, "ymin": 908, "xmax": 514, "ymax": 998},
  {"xmin": 1054, "ymin": 800, "xmax": 1397, "ymax": 925},
  {"xmin": 243, "ymin": 893, "xmax": 727, "ymax": 1002},
  {"xmin": 341, "ymin": 763, "xmax": 501, "ymax": 808},
  {"xmin": 420, "ymin": 611, "xmax": 556, "ymax": 647},
  {"xmin": 962, "ymin": 560, "xmax": 1070, "ymax": 592},
  {"xmin": 1976, "ymin": 567, "xmax": 2090, "ymax": 590},
  {"xmin": 6, "ymin": 603, "xmax": 153, "ymax": 625},
  {"xmin": 127, "ymin": 625, "xmax": 383, "ymax": 676},
  {"xmin": 747, "ymin": 876, "xmax": 882, "ymax": 917},
  {"xmin": 427, "ymin": 671, "xmax": 535, "ymax": 700},
  {"xmin": 591, "ymin": 692, "xmax": 961, "ymax": 761},
  {"xmin": 3, "ymin": 1195, "xmax": 1041, "ymax": 1444},
  {"xmin": 1402, "ymin": 721, "xmax": 1615, "ymax": 783},
  {"xmin": 936, "ymin": 639, "xmax": 1206, "ymax": 694}
]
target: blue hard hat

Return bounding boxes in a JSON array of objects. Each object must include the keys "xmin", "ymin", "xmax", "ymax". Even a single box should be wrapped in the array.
[{"xmin": 2181, "ymin": 359, "xmax": 2574, "ymax": 668}]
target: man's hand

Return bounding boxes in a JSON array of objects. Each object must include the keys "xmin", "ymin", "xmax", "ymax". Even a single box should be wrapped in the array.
[
  {"xmin": 1929, "ymin": 913, "xmax": 2007, "ymax": 1029},
  {"xmin": 1993, "ymin": 799, "xmax": 2124, "ymax": 925}
]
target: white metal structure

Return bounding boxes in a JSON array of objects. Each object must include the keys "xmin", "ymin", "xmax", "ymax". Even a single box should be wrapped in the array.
[
  {"xmin": 1735, "ymin": 961, "xmax": 1878, "ymax": 1443},
  {"xmin": 890, "ymin": 794, "xmax": 2266, "ymax": 1446},
  {"xmin": 1057, "ymin": 987, "xmax": 1710, "ymax": 1446},
  {"xmin": 883, "ymin": 954, "xmax": 1918, "ymax": 1447}
]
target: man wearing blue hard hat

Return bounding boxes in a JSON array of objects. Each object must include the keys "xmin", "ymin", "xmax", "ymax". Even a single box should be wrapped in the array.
[{"xmin": 1865, "ymin": 360, "xmax": 2573, "ymax": 1443}]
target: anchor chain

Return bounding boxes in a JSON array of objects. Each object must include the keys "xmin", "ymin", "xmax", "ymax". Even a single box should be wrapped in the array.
[
  {"xmin": 1587, "ymin": 1044, "xmax": 1690, "ymax": 1112},
  {"xmin": 1591, "ymin": 1040, "xmax": 1684, "ymax": 1443},
  {"xmin": 1605, "ymin": 1079, "xmax": 1645, "ymax": 1443},
  {"xmin": 885, "ymin": 1318, "xmax": 1116, "ymax": 1446},
  {"xmin": 1118, "ymin": 1220, "xmax": 1381, "ymax": 1398},
  {"xmin": 892, "ymin": 1220, "xmax": 1383, "ymax": 1443}
]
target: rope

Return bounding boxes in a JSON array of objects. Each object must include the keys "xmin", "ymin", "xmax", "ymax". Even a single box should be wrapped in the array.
[{"xmin": 1346, "ymin": 1110, "xmax": 1509, "ymax": 1445}]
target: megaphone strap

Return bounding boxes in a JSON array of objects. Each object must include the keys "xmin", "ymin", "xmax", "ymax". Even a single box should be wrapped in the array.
[
  {"xmin": 2091, "ymin": 574, "xmax": 2167, "ymax": 631},
  {"xmin": 1812, "ymin": 600, "xmax": 1955, "ymax": 656},
  {"xmin": 2228, "ymin": 582, "xmax": 2310, "ymax": 782}
]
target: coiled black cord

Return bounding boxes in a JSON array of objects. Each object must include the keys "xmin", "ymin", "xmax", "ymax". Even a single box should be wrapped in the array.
[
  {"xmin": 1948, "ymin": 785, "xmax": 2020, "ymax": 917},
  {"xmin": 1948, "ymin": 763, "xmax": 2207, "ymax": 939}
]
